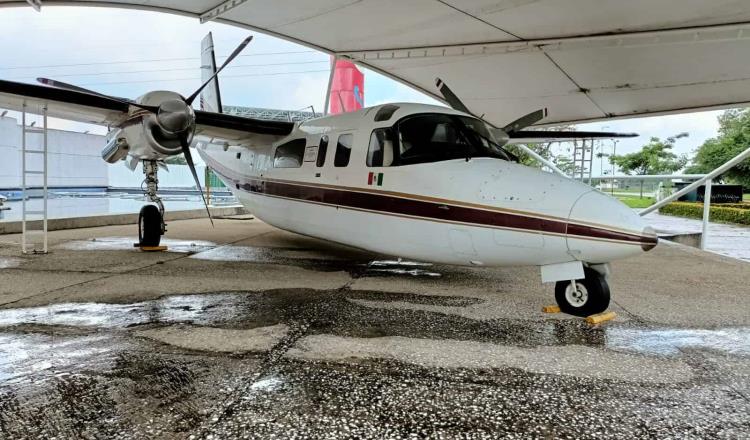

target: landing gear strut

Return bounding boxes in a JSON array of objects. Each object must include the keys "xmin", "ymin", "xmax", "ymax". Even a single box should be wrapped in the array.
[
  {"xmin": 138, "ymin": 161, "xmax": 166, "ymax": 247},
  {"xmin": 554, "ymin": 266, "xmax": 610, "ymax": 317}
]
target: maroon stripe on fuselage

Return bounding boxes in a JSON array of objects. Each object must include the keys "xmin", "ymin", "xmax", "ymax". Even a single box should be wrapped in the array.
[{"xmin": 231, "ymin": 177, "xmax": 656, "ymax": 246}]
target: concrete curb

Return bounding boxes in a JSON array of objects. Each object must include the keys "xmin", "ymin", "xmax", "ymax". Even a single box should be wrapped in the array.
[{"xmin": 0, "ymin": 205, "xmax": 249, "ymax": 235}]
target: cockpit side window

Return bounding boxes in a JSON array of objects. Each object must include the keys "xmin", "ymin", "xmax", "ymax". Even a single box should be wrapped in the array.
[
  {"xmin": 366, "ymin": 128, "xmax": 395, "ymax": 167},
  {"xmin": 334, "ymin": 134, "xmax": 353, "ymax": 167}
]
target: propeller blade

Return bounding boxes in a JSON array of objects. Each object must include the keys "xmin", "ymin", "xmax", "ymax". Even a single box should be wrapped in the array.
[
  {"xmin": 186, "ymin": 35, "xmax": 253, "ymax": 105},
  {"xmin": 503, "ymin": 108, "xmax": 548, "ymax": 133},
  {"xmin": 37, "ymin": 77, "xmax": 159, "ymax": 113},
  {"xmin": 434, "ymin": 78, "xmax": 473, "ymax": 116},
  {"xmin": 180, "ymin": 136, "xmax": 214, "ymax": 226}
]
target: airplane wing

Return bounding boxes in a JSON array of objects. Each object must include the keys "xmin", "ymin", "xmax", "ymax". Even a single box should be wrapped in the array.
[
  {"xmin": 506, "ymin": 130, "xmax": 638, "ymax": 144},
  {"xmin": 0, "ymin": 79, "xmax": 294, "ymax": 144},
  {"xmin": 0, "ymin": 79, "xmax": 128, "ymax": 125},
  {"xmin": 193, "ymin": 109, "xmax": 293, "ymax": 143}
]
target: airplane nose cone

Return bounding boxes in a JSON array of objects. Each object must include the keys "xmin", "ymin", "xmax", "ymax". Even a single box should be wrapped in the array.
[{"xmin": 567, "ymin": 191, "xmax": 658, "ymax": 263}]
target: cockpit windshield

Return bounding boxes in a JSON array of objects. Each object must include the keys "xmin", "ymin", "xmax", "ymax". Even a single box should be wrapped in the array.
[{"xmin": 394, "ymin": 114, "xmax": 511, "ymax": 166}]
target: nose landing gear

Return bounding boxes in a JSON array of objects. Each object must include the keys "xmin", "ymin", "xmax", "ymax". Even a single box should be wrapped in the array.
[
  {"xmin": 138, "ymin": 161, "xmax": 166, "ymax": 247},
  {"xmin": 555, "ymin": 266, "xmax": 610, "ymax": 317}
]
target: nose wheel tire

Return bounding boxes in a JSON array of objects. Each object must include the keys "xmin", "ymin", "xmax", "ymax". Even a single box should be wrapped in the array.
[
  {"xmin": 554, "ymin": 267, "xmax": 610, "ymax": 317},
  {"xmin": 138, "ymin": 204, "xmax": 164, "ymax": 247}
]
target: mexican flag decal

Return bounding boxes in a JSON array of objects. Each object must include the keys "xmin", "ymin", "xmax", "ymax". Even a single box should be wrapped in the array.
[{"xmin": 367, "ymin": 172, "xmax": 384, "ymax": 186}]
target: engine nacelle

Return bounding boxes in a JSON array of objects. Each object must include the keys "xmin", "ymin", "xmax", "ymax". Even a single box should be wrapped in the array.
[{"xmin": 113, "ymin": 91, "xmax": 192, "ymax": 161}]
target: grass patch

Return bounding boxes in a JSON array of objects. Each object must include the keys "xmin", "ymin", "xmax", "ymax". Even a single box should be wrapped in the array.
[
  {"xmin": 745, "ymin": 194, "xmax": 749, "ymax": 202},
  {"xmin": 617, "ymin": 196, "xmax": 655, "ymax": 208}
]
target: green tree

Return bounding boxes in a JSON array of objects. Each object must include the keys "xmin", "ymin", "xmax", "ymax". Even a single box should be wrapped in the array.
[
  {"xmin": 552, "ymin": 155, "xmax": 578, "ymax": 176},
  {"xmin": 685, "ymin": 108, "xmax": 750, "ymax": 189},
  {"xmin": 610, "ymin": 133, "xmax": 689, "ymax": 197},
  {"xmin": 165, "ymin": 154, "xmax": 187, "ymax": 165},
  {"xmin": 505, "ymin": 124, "xmax": 577, "ymax": 172}
]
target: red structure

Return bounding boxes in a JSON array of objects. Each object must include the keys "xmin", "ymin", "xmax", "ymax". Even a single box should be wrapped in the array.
[{"xmin": 328, "ymin": 59, "xmax": 364, "ymax": 114}]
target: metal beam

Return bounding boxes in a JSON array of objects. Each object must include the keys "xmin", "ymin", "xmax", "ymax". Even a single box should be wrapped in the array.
[
  {"xmin": 337, "ymin": 21, "xmax": 750, "ymax": 61},
  {"xmin": 595, "ymin": 174, "xmax": 706, "ymax": 181},
  {"xmin": 25, "ymin": 0, "xmax": 41, "ymax": 11},
  {"xmin": 200, "ymin": 0, "xmax": 249, "ymax": 24},
  {"xmin": 700, "ymin": 179, "xmax": 712, "ymax": 250},
  {"xmin": 514, "ymin": 144, "xmax": 567, "ymax": 177}
]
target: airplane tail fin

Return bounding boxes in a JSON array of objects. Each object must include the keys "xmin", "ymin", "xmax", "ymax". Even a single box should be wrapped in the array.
[
  {"xmin": 328, "ymin": 58, "xmax": 364, "ymax": 114},
  {"xmin": 200, "ymin": 32, "xmax": 223, "ymax": 113}
]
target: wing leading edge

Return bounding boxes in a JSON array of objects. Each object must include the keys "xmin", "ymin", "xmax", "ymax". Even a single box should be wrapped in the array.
[{"xmin": 0, "ymin": 79, "xmax": 295, "ymax": 143}]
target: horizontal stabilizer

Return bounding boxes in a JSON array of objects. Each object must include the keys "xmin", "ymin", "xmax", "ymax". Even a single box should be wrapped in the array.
[{"xmin": 506, "ymin": 130, "xmax": 638, "ymax": 144}]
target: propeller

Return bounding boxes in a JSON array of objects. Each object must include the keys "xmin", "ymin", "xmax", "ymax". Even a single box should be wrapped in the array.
[
  {"xmin": 37, "ymin": 35, "xmax": 255, "ymax": 226},
  {"xmin": 37, "ymin": 77, "xmax": 158, "ymax": 113},
  {"xmin": 435, "ymin": 78, "xmax": 472, "ymax": 116},
  {"xmin": 186, "ymin": 35, "xmax": 252, "ymax": 105},
  {"xmin": 434, "ymin": 77, "xmax": 548, "ymax": 145}
]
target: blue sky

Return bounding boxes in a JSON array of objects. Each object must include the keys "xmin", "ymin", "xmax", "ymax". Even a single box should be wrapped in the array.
[{"xmin": 2, "ymin": 5, "xmax": 724, "ymax": 175}]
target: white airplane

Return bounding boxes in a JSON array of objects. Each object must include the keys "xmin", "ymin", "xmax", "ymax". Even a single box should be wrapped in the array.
[{"xmin": 0, "ymin": 34, "xmax": 656, "ymax": 317}]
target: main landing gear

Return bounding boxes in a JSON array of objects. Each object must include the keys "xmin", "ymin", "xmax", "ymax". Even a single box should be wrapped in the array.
[
  {"xmin": 554, "ymin": 266, "xmax": 610, "ymax": 317},
  {"xmin": 138, "ymin": 161, "xmax": 166, "ymax": 247}
]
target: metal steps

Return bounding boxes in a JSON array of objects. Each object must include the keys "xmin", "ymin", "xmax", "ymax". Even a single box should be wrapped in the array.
[{"xmin": 21, "ymin": 104, "xmax": 48, "ymax": 254}]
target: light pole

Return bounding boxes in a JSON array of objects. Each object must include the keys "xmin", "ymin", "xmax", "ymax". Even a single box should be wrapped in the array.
[{"xmin": 611, "ymin": 139, "xmax": 619, "ymax": 194}]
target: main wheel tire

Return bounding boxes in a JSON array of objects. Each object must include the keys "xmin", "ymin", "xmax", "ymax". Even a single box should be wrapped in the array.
[
  {"xmin": 138, "ymin": 204, "xmax": 163, "ymax": 247},
  {"xmin": 554, "ymin": 267, "xmax": 610, "ymax": 317}
]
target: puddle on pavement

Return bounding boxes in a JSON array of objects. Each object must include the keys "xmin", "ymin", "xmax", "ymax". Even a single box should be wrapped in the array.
[
  {"xmin": 0, "ymin": 333, "xmax": 126, "ymax": 384},
  {"xmin": 249, "ymin": 376, "xmax": 284, "ymax": 392},
  {"xmin": 58, "ymin": 236, "xmax": 216, "ymax": 253},
  {"xmin": 0, "ymin": 257, "xmax": 23, "ymax": 269},
  {"xmin": 0, "ymin": 293, "xmax": 250, "ymax": 328},
  {"xmin": 606, "ymin": 327, "xmax": 750, "ymax": 356},
  {"xmin": 189, "ymin": 245, "xmax": 329, "ymax": 263},
  {"xmin": 366, "ymin": 260, "xmax": 441, "ymax": 277}
]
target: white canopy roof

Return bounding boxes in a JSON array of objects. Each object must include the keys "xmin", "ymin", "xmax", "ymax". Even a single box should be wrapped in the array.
[{"xmin": 3, "ymin": 1, "xmax": 750, "ymax": 126}]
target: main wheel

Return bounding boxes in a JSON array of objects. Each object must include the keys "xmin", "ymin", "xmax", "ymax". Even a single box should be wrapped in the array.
[
  {"xmin": 554, "ymin": 267, "xmax": 610, "ymax": 317},
  {"xmin": 138, "ymin": 204, "xmax": 163, "ymax": 247}
]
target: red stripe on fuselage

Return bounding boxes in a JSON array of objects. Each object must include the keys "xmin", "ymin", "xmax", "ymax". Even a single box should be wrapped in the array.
[{"xmin": 214, "ymin": 171, "xmax": 656, "ymax": 247}]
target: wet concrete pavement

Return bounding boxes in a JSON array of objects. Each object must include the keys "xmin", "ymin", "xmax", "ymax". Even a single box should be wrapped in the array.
[{"xmin": 0, "ymin": 216, "xmax": 749, "ymax": 439}]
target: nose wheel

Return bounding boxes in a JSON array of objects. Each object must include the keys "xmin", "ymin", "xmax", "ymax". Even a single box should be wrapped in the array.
[
  {"xmin": 555, "ymin": 267, "xmax": 610, "ymax": 317},
  {"xmin": 138, "ymin": 160, "xmax": 166, "ymax": 247}
]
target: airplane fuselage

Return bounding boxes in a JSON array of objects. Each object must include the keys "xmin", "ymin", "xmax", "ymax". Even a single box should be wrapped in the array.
[{"xmin": 198, "ymin": 103, "xmax": 656, "ymax": 270}]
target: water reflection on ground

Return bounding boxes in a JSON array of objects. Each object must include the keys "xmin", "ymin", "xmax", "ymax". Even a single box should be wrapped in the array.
[{"xmin": 0, "ymin": 193, "xmax": 237, "ymax": 222}]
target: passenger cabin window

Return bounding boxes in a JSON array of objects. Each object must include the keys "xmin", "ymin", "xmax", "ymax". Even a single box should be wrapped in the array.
[
  {"xmin": 395, "ymin": 114, "xmax": 510, "ymax": 166},
  {"xmin": 273, "ymin": 139, "xmax": 306, "ymax": 168},
  {"xmin": 334, "ymin": 134, "xmax": 353, "ymax": 167},
  {"xmin": 367, "ymin": 128, "xmax": 395, "ymax": 167},
  {"xmin": 317, "ymin": 135, "xmax": 328, "ymax": 167}
]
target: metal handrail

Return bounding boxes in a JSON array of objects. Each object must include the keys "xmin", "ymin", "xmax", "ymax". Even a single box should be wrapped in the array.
[{"xmin": 594, "ymin": 174, "xmax": 706, "ymax": 181}]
